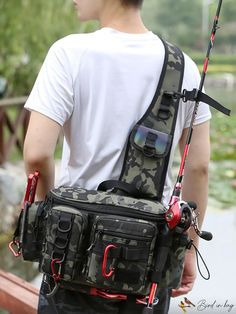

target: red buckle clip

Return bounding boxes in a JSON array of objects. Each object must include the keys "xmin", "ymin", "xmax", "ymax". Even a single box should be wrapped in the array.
[
  {"xmin": 23, "ymin": 171, "xmax": 40, "ymax": 207},
  {"xmin": 102, "ymin": 244, "xmax": 117, "ymax": 278},
  {"xmin": 8, "ymin": 240, "xmax": 21, "ymax": 257},
  {"xmin": 90, "ymin": 288, "xmax": 127, "ymax": 300},
  {"xmin": 136, "ymin": 283, "xmax": 159, "ymax": 307},
  {"xmin": 136, "ymin": 296, "xmax": 149, "ymax": 305},
  {"xmin": 51, "ymin": 258, "xmax": 63, "ymax": 282}
]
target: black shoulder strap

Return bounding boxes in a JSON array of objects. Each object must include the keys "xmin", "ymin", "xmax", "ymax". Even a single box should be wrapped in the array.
[{"xmin": 99, "ymin": 39, "xmax": 185, "ymax": 201}]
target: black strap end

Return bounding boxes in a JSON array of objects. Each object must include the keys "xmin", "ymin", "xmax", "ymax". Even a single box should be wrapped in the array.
[{"xmin": 182, "ymin": 89, "xmax": 231, "ymax": 116}]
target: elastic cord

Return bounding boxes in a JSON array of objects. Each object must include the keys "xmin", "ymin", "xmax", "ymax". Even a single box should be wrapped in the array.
[{"xmin": 191, "ymin": 241, "xmax": 211, "ymax": 280}]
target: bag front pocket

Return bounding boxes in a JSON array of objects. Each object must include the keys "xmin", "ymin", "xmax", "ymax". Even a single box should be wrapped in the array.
[
  {"xmin": 40, "ymin": 206, "xmax": 88, "ymax": 281},
  {"xmin": 85, "ymin": 216, "xmax": 158, "ymax": 295}
]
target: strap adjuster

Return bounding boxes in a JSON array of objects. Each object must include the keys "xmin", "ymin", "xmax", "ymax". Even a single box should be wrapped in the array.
[{"xmin": 182, "ymin": 88, "xmax": 199, "ymax": 102}]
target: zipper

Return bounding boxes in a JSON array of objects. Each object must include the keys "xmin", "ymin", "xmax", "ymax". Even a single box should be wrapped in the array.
[
  {"xmin": 100, "ymin": 229, "xmax": 154, "ymax": 241},
  {"xmin": 94, "ymin": 215, "xmax": 157, "ymax": 240},
  {"xmin": 49, "ymin": 192, "xmax": 166, "ymax": 223},
  {"xmin": 87, "ymin": 228, "xmax": 153, "ymax": 254}
]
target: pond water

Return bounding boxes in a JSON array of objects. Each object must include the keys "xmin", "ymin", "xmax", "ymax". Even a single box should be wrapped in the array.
[{"xmin": 0, "ymin": 80, "xmax": 235, "ymax": 290}]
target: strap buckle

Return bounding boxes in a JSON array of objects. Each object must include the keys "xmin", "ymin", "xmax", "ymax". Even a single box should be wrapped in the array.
[
  {"xmin": 90, "ymin": 288, "xmax": 127, "ymax": 300},
  {"xmin": 182, "ymin": 88, "xmax": 199, "ymax": 102},
  {"xmin": 136, "ymin": 295, "xmax": 159, "ymax": 306}
]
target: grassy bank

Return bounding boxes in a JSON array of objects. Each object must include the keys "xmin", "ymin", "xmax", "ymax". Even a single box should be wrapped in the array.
[
  {"xmin": 199, "ymin": 64, "xmax": 236, "ymax": 74},
  {"xmin": 187, "ymin": 52, "xmax": 236, "ymax": 74}
]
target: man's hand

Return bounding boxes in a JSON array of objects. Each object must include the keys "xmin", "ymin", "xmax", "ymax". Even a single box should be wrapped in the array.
[{"xmin": 172, "ymin": 251, "xmax": 197, "ymax": 297}]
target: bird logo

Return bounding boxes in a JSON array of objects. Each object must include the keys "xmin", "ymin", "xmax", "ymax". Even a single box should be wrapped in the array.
[
  {"xmin": 184, "ymin": 297, "xmax": 195, "ymax": 307},
  {"xmin": 178, "ymin": 297, "xmax": 195, "ymax": 313}
]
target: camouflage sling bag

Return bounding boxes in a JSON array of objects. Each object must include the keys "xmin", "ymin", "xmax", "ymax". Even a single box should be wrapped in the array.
[{"xmin": 17, "ymin": 39, "xmax": 190, "ymax": 297}]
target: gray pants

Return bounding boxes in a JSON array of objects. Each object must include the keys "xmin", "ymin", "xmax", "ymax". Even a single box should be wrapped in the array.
[{"xmin": 38, "ymin": 277, "xmax": 171, "ymax": 314}]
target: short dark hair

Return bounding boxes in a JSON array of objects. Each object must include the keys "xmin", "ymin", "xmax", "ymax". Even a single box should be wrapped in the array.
[{"xmin": 121, "ymin": 0, "xmax": 144, "ymax": 8}]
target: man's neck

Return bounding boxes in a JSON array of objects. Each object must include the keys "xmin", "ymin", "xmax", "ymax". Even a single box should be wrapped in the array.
[{"xmin": 99, "ymin": 4, "xmax": 148, "ymax": 34}]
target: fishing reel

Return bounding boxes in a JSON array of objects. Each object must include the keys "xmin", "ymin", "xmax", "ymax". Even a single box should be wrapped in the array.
[{"xmin": 165, "ymin": 200, "xmax": 213, "ymax": 241}]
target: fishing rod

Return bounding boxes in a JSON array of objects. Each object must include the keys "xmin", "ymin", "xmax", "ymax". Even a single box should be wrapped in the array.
[
  {"xmin": 144, "ymin": 1, "xmax": 229, "ymax": 312},
  {"xmin": 178, "ymin": 0, "xmax": 223, "ymax": 184},
  {"xmin": 165, "ymin": 0, "xmax": 229, "ymax": 236}
]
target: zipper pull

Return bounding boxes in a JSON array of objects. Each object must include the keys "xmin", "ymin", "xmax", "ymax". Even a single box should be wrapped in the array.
[{"xmin": 87, "ymin": 230, "xmax": 103, "ymax": 252}]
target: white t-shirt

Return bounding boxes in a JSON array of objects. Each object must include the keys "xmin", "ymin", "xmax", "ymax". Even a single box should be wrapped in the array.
[{"xmin": 25, "ymin": 28, "xmax": 211, "ymax": 206}]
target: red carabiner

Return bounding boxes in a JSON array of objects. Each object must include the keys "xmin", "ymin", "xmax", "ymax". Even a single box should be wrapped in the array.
[
  {"xmin": 102, "ymin": 244, "xmax": 117, "ymax": 278},
  {"xmin": 8, "ymin": 240, "xmax": 21, "ymax": 257},
  {"xmin": 51, "ymin": 258, "xmax": 62, "ymax": 282}
]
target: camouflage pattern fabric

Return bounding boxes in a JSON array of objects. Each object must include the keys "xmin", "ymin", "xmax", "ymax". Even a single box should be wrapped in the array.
[
  {"xmin": 120, "ymin": 40, "xmax": 185, "ymax": 200},
  {"xmin": 84, "ymin": 215, "xmax": 157, "ymax": 295},
  {"xmin": 22, "ymin": 201, "xmax": 45, "ymax": 261},
  {"xmin": 51, "ymin": 186, "xmax": 166, "ymax": 216},
  {"xmin": 40, "ymin": 206, "xmax": 88, "ymax": 281},
  {"xmin": 159, "ymin": 233, "xmax": 189, "ymax": 288},
  {"xmin": 36, "ymin": 186, "xmax": 189, "ymax": 294}
]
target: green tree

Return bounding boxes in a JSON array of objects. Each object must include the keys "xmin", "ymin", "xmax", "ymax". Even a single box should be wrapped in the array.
[
  {"xmin": 142, "ymin": 0, "xmax": 202, "ymax": 49},
  {"xmin": 142, "ymin": 0, "xmax": 236, "ymax": 53},
  {"xmin": 0, "ymin": 0, "xmax": 96, "ymax": 96},
  {"xmin": 213, "ymin": 0, "xmax": 236, "ymax": 53}
]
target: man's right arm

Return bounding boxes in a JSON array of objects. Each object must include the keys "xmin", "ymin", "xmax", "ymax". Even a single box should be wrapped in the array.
[{"xmin": 172, "ymin": 120, "xmax": 210, "ymax": 297}]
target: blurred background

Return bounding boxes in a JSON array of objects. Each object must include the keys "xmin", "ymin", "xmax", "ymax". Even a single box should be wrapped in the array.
[{"xmin": 0, "ymin": 0, "xmax": 235, "ymax": 313}]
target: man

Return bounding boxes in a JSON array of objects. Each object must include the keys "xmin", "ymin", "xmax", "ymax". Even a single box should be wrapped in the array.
[{"xmin": 23, "ymin": 0, "xmax": 211, "ymax": 313}]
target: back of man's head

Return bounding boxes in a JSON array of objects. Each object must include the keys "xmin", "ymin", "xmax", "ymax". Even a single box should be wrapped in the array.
[{"xmin": 121, "ymin": 0, "xmax": 144, "ymax": 8}]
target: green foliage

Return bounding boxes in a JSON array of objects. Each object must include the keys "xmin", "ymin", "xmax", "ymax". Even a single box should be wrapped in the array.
[
  {"xmin": 142, "ymin": 0, "xmax": 236, "ymax": 52},
  {"xmin": 210, "ymin": 113, "xmax": 236, "ymax": 161},
  {"xmin": 0, "ymin": 0, "xmax": 97, "ymax": 96},
  {"xmin": 213, "ymin": 0, "xmax": 236, "ymax": 52},
  {"xmin": 148, "ymin": 0, "xmax": 201, "ymax": 47},
  {"xmin": 209, "ymin": 161, "xmax": 236, "ymax": 207},
  {"xmin": 1, "ymin": 0, "xmax": 235, "ymax": 96},
  {"xmin": 142, "ymin": 0, "xmax": 202, "ymax": 49}
]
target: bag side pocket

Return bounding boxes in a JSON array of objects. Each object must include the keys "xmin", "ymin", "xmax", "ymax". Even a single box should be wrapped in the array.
[
  {"xmin": 40, "ymin": 206, "xmax": 88, "ymax": 281},
  {"xmin": 159, "ymin": 233, "xmax": 189, "ymax": 288},
  {"xmin": 22, "ymin": 201, "xmax": 45, "ymax": 261}
]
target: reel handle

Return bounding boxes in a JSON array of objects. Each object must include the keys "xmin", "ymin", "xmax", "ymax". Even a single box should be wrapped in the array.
[{"xmin": 200, "ymin": 231, "xmax": 213, "ymax": 241}]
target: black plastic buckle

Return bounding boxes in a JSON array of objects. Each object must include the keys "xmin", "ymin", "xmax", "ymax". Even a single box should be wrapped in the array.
[
  {"xmin": 182, "ymin": 88, "xmax": 200, "ymax": 103},
  {"xmin": 158, "ymin": 92, "xmax": 177, "ymax": 120},
  {"xmin": 163, "ymin": 91, "xmax": 182, "ymax": 100},
  {"xmin": 143, "ymin": 132, "xmax": 158, "ymax": 157}
]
